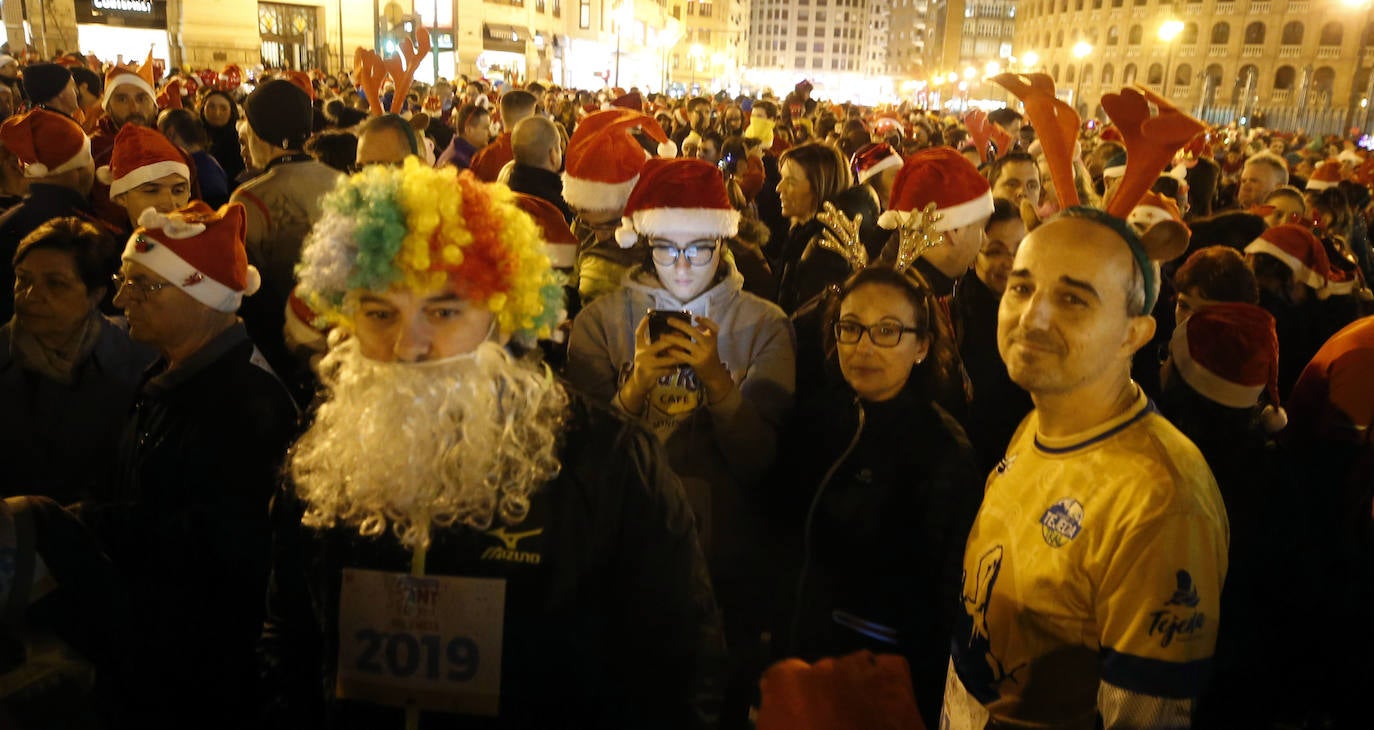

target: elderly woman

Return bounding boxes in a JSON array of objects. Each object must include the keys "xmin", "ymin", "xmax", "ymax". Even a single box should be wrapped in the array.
[
  {"xmin": 0, "ymin": 218, "xmax": 154, "ymax": 503},
  {"xmin": 773, "ymin": 142, "xmax": 884, "ymax": 314},
  {"xmin": 770, "ymin": 265, "xmax": 981, "ymax": 729}
]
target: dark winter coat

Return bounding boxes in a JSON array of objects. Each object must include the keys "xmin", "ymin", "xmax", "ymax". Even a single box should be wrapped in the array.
[
  {"xmin": 774, "ymin": 185, "xmax": 883, "ymax": 315},
  {"xmin": 769, "ymin": 382, "xmax": 982, "ymax": 728},
  {"xmin": 951, "ymin": 271, "xmax": 1032, "ymax": 474},
  {"xmin": 78, "ymin": 322, "xmax": 298, "ymax": 728},
  {"xmin": 0, "ymin": 185, "xmax": 100, "ymax": 323},
  {"xmin": 258, "ymin": 391, "xmax": 726, "ymax": 730}
]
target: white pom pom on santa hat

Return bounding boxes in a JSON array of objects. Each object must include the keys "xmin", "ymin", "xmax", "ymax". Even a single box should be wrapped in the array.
[
  {"xmin": 879, "ymin": 146, "xmax": 993, "ymax": 231},
  {"xmin": 615, "ymin": 217, "xmax": 639, "ymax": 248}
]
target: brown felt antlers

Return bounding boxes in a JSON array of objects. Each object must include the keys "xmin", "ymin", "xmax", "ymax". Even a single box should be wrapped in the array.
[
  {"xmin": 353, "ymin": 27, "xmax": 433, "ymax": 116},
  {"xmin": 992, "ymin": 73, "xmax": 1080, "ymax": 208},
  {"xmin": 1099, "ymin": 85, "xmax": 1205, "ymax": 220}
]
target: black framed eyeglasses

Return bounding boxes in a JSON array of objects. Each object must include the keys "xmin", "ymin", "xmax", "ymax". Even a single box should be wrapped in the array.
[
  {"xmin": 111, "ymin": 273, "xmax": 171, "ymax": 297},
  {"xmin": 833, "ymin": 320, "xmax": 921, "ymax": 348},
  {"xmin": 649, "ymin": 238, "xmax": 720, "ymax": 267}
]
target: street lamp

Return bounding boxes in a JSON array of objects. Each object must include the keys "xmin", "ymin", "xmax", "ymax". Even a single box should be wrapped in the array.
[
  {"xmin": 688, "ymin": 43, "xmax": 705, "ymax": 92},
  {"xmin": 1158, "ymin": 19, "xmax": 1185, "ymax": 98},
  {"xmin": 1072, "ymin": 41, "xmax": 1092, "ymax": 114},
  {"xmin": 1022, "ymin": 51, "xmax": 1040, "ymax": 71},
  {"xmin": 1342, "ymin": 0, "xmax": 1374, "ymax": 134},
  {"xmin": 614, "ymin": 0, "xmax": 634, "ymax": 88}
]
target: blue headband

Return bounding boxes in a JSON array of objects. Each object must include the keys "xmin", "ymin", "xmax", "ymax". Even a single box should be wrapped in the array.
[{"xmin": 1054, "ymin": 206, "xmax": 1158, "ymax": 315}]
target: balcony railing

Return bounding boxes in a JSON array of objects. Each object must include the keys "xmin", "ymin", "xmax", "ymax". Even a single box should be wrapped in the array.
[
  {"xmin": 1271, "ymin": 89, "xmax": 1292, "ymax": 103},
  {"xmin": 1183, "ymin": 4, "xmax": 1202, "ymax": 13},
  {"xmin": 1208, "ymin": 46, "xmax": 1229, "ymax": 56},
  {"xmin": 1242, "ymin": 44, "xmax": 1263, "ymax": 57},
  {"xmin": 1286, "ymin": 0, "xmax": 1308, "ymax": 11},
  {"xmin": 1278, "ymin": 45, "xmax": 1300, "ymax": 58},
  {"xmin": 1250, "ymin": 1, "xmax": 1270, "ymax": 12},
  {"xmin": 1317, "ymin": 45, "xmax": 1341, "ymax": 58},
  {"xmin": 1177, "ymin": 46, "xmax": 1197, "ymax": 57}
]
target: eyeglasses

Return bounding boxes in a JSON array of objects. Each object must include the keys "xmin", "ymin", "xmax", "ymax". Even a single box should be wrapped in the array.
[
  {"xmin": 111, "ymin": 273, "xmax": 171, "ymax": 297},
  {"xmin": 834, "ymin": 320, "xmax": 921, "ymax": 348},
  {"xmin": 649, "ymin": 238, "xmax": 720, "ymax": 267}
]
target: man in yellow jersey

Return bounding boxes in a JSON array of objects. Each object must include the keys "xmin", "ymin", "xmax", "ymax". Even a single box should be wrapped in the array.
[{"xmin": 942, "ymin": 207, "xmax": 1229, "ymax": 729}]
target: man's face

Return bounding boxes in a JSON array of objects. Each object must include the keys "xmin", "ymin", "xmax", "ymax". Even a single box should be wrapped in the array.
[
  {"xmin": 106, "ymin": 84, "xmax": 157, "ymax": 129},
  {"xmin": 1269, "ymin": 140, "xmax": 1286, "ymax": 155},
  {"xmin": 942, "ymin": 219, "xmax": 989, "ymax": 275},
  {"xmin": 463, "ymin": 112, "xmax": 491, "ymax": 147},
  {"xmin": 1238, "ymin": 162, "xmax": 1280, "ymax": 207},
  {"xmin": 681, "ymin": 138, "xmax": 700, "ymax": 158},
  {"xmin": 356, "ymin": 127, "xmax": 412, "ymax": 168},
  {"xmin": 992, "ymin": 160, "xmax": 1042, "ymax": 206},
  {"xmin": 113, "ymin": 260, "xmax": 209, "ymax": 351},
  {"xmin": 115, "ymin": 174, "xmax": 191, "ymax": 226},
  {"xmin": 997, "ymin": 217, "xmax": 1150, "ymax": 396},
  {"xmin": 1264, "ymin": 194, "xmax": 1306, "ymax": 228},
  {"xmin": 975, "ymin": 217, "xmax": 1027, "ymax": 294},
  {"xmin": 724, "ymin": 110, "xmax": 744, "ymax": 132},
  {"xmin": 350, "ymin": 286, "xmax": 495, "ymax": 363},
  {"xmin": 697, "ymin": 138, "xmax": 720, "ymax": 165},
  {"xmin": 47, "ymin": 78, "xmax": 79, "ymax": 115}
]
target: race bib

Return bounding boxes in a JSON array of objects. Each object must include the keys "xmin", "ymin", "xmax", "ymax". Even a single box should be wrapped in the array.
[{"xmin": 336, "ymin": 569, "xmax": 506, "ymax": 716}]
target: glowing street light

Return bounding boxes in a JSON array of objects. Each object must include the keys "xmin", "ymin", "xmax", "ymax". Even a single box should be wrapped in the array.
[
  {"xmin": 613, "ymin": 0, "xmax": 635, "ymax": 87},
  {"xmin": 1158, "ymin": 18, "xmax": 1185, "ymax": 98},
  {"xmin": 688, "ymin": 43, "xmax": 705, "ymax": 91},
  {"xmin": 1022, "ymin": 51, "xmax": 1040, "ymax": 71},
  {"xmin": 947, "ymin": 71, "xmax": 960, "ymax": 84},
  {"xmin": 963, "ymin": 66, "xmax": 977, "ymax": 80},
  {"xmin": 985, "ymin": 60, "xmax": 1002, "ymax": 77}
]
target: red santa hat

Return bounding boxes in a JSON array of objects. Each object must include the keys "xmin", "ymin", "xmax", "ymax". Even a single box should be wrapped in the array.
[
  {"xmin": 1305, "ymin": 160, "xmax": 1343, "ymax": 191},
  {"xmin": 1170, "ymin": 302, "xmax": 1287, "ymax": 431},
  {"xmin": 512, "ymin": 192, "xmax": 578, "ymax": 270},
  {"xmin": 878, "ymin": 146, "xmax": 993, "ymax": 231},
  {"xmin": 102, "ymin": 64, "xmax": 156, "ymax": 107},
  {"xmin": 613, "ymin": 158, "xmax": 740, "ymax": 248},
  {"xmin": 96, "ymin": 124, "xmax": 190, "ymax": 198},
  {"xmin": 1127, "ymin": 191, "xmax": 1186, "ymax": 232},
  {"xmin": 851, "ymin": 143, "xmax": 903, "ymax": 186},
  {"xmin": 284, "ymin": 70, "xmax": 316, "ymax": 101},
  {"xmin": 0, "ymin": 108, "xmax": 92, "ymax": 178},
  {"xmin": 217, "ymin": 64, "xmax": 243, "ymax": 92},
  {"xmin": 562, "ymin": 109, "xmax": 676, "ymax": 213},
  {"xmin": 610, "ymin": 91, "xmax": 643, "ymax": 112},
  {"xmin": 1244, "ymin": 223, "xmax": 1331, "ymax": 290},
  {"xmin": 121, "ymin": 202, "xmax": 260, "ymax": 313}
]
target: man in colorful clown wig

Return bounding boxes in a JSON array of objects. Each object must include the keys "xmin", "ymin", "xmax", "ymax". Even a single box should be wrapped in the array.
[{"xmin": 259, "ymin": 159, "xmax": 724, "ymax": 728}]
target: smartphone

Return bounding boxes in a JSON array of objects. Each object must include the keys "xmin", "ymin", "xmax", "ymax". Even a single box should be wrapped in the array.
[{"xmin": 646, "ymin": 310, "xmax": 693, "ymax": 342}]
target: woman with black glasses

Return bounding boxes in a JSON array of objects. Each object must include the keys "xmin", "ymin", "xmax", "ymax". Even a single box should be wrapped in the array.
[
  {"xmin": 767, "ymin": 265, "xmax": 981, "ymax": 729},
  {"xmin": 566, "ymin": 159, "xmax": 795, "ymax": 726}
]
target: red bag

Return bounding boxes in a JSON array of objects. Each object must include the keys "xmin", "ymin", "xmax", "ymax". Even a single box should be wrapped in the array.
[{"xmin": 756, "ymin": 650, "xmax": 926, "ymax": 730}]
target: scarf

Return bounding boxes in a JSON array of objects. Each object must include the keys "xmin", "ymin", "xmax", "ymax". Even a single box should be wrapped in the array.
[{"xmin": 10, "ymin": 313, "xmax": 103, "ymax": 386}]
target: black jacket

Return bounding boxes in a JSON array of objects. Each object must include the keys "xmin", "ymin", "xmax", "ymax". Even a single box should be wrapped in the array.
[
  {"xmin": 769, "ymin": 383, "xmax": 982, "ymax": 728},
  {"xmin": 507, "ymin": 163, "xmax": 573, "ymax": 223},
  {"xmin": 774, "ymin": 185, "xmax": 883, "ymax": 315},
  {"xmin": 258, "ymin": 390, "xmax": 726, "ymax": 730},
  {"xmin": 80, "ymin": 322, "xmax": 299, "ymax": 728},
  {"xmin": 951, "ymin": 272, "xmax": 1032, "ymax": 474}
]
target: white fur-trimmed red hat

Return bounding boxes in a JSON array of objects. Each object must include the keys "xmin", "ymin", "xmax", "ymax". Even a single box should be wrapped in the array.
[
  {"xmin": 512, "ymin": 192, "xmax": 578, "ymax": 269},
  {"xmin": 121, "ymin": 202, "xmax": 261, "ymax": 313},
  {"xmin": 1170, "ymin": 301, "xmax": 1286, "ymax": 431},
  {"xmin": 1127, "ymin": 191, "xmax": 1186, "ymax": 232},
  {"xmin": 0, "ymin": 108, "xmax": 92, "ymax": 178},
  {"xmin": 851, "ymin": 142, "xmax": 903, "ymax": 186},
  {"xmin": 562, "ymin": 109, "xmax": 676, "ymax": 213},
  {"xmin": 613, "ymin": 158, "xmax": 740, "ymax": 248},
  {"xmin": 878, "ymin": 147, "xmax": 993, "ymax": 231},
  {"xmin": 102, "ymin": 64, "xmax": 156, "ymax": 107},
  {"xmin": 1244, "ymin": 223, "xmax": 1331, "ymax": 289},
  {"xmin": 1306, "ymin": 160, "xmax": 1343, "ymax": 191},
  {"xmin": 97, "ymin": 124, "xmax": 190, "ymax": 198}
]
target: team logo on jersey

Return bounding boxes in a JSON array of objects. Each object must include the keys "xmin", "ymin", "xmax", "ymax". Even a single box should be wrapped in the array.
[
  {"xmin": 481, "ymin": 527, "xmax": 543, "ymax": 565},
  {"xmin": 1039, "ymin": 498, "xmax": 1084, "ymax": 547},
  {"xmin": 1149, "ymin": 570, "xmax": 1206, "ymax": 647}
]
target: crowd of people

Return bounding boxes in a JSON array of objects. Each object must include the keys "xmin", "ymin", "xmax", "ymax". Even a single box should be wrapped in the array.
[{"xmin": 0, "ymin": 44, "xmax": 1371, "ymax": 730}]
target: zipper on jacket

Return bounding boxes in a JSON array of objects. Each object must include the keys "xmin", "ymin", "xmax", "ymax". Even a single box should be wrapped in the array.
[{"xmin": 789, "ymin": 397, "xmax": 866, "ymax": 652}]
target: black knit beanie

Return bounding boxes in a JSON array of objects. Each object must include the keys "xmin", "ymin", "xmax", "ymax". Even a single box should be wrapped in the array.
[
  {"xmin": 244, "ymin": 79, "xmax": 313, "ymax": 150},
  {"xmin": 23, "ymin": 63, "xmax": 71, "ymax": 104}
]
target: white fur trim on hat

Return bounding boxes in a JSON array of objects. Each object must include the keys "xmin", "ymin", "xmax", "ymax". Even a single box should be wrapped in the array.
[
  {"xmin": 544, "ymin": 242, "xmax": 578, "ymax": 268},
  {"xmin": 1103, "ymin": 164, "xmax": 1127, "ymax": 179},
  {"xmin": 562, "ymin": 172, "xmax": 640, "ymax": 213},
  {"xmin": 138, "ymin": 207, "xmax": 205, "ymax": 238},
  {"xmin": 1128, "ymin": 205, "xmax": 1174, "ymax": 230},
  {"xmin": 1305, "ymin": 178, "xmax": 1338, "ymax": 191},
  {"xmin": 121, "ymin": 231, "xmax": 251, "ymax": 312},
  {"xmin": 1244, "ymin": 238, "xmax": 1328, "ymax": 289},
  {"xmin": 1169, "ymin": 323, "xmax": 1265, "ymax": 408},
  {"xmin": 23, "ymin": 135, "xmax": 92, "ymax": 179},
  {"xmin": 102, "ymin": 72, "xmax": 156, "ymax": 107},
  {"xmin": 878, "ymin": 189, "xmax": 995, "ymax": 232},
  {"xmin": 630, "ymin": 207, "xmax": 740, "ymax": 240},
  {"xmin": 107, "ymin": 159, "xmax": 191, "ymax": 199},
  {"xmin": 857, "ymin": 152, "xmax": 903, "ymax": 185}
]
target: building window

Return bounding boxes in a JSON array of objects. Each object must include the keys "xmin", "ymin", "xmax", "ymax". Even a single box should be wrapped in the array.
[
  {"xmin": 580, "ymin": 0, "xmax": 590, "ymax": 28},
  {"xmin": 688, "ymin": 0, "xmax": 695, "ymax": 13},
  {"xmin": 553, "ymin": 0, "xmax": 561, "ymax": 15},
  {"xmin": 796, "ymin": 56, "xmax": 806, "ymax": 67},
  {"xmin": 700, "ymin": 0, "xmax": 712, "ymax": 15},
  {"xmin": 537, "ymin": 0, "xmax": 545, "ymax": 11}
]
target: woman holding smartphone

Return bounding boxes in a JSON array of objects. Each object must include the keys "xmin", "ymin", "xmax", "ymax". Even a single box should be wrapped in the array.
[{"xmin": 566, "ymin": 158, "xmax": 795, "ymax": 725}]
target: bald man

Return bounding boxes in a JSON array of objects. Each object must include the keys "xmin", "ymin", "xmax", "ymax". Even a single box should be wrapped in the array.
[{"xmin": 507, "ymin": 115, "xmax": 571, "ymax": 222}]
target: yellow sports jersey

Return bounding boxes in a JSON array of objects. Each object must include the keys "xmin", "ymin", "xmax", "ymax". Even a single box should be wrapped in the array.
[{"xmin": 942, "ymin": 388, "xmax": 1229, "ymax": 730}]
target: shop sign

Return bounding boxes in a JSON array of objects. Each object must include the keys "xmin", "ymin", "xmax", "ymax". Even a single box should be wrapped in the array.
[{"xmin": 76, "ymin": 0, "xmax": 168, "ymax": 28}]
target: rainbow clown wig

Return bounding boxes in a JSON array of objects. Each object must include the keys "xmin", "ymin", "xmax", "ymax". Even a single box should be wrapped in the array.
[{"xmin": 296, "ymin": 158, "xmax": 563, "ymax": 342}]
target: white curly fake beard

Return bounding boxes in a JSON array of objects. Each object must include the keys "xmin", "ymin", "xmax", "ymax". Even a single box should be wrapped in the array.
[{"xmin": 288, "ymin": 336, "xmax": 569, "ymax": 551}]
